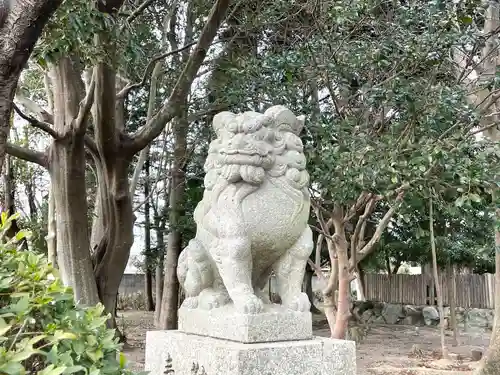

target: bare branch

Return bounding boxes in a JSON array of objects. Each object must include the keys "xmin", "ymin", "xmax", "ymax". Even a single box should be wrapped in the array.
[
  {"xmin": 350, "ymin": 192, "xmax": 405, "ymax": 271},
  {"xmin": 84, "ymin": 135, "xmax": 99, "ymax": 155},
  {"xmin": 74, "ymin": 74, "xmax": 96, "ymax": 134},
  {"xmin": 350, "ymin": 196, "xmax": 376, "ymax": 258},
  {"xmin": 117, "ymin": 41, "xmax": 198, "ymax": 99},
  {"xmin": 470, "ymin": 122, "xmax": 499, "ymax": 136},
  {"xmin": 128, "ymin": 0, "xmax": 232, "ymax": 153},
  {"xmin": 307, "ymin": 259, "xmax": 328, "ymax": 284},
  {"xmin": 343, "ymin": 191, "xmax": 371, "ymax": 223},
  {"xmin": 6, "ymin": 143, "xmax": 48, "ymax": 168},
  {"xmin": 13, "ymin": 103, "xmax": 60, "ymax": 139},
  {"xmin": 126, "ymin": 0, "xmax": 156, "ymax": 24},
  {"xmin": 309, "ymin": 224, "xmax": 334, "ymax": 240}
]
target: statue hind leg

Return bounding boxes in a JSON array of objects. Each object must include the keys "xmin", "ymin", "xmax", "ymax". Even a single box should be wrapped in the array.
[
  {"xmin": 273, "ymin": 226, "xmax": 314, "ymax": 312},
  {"xmin": 177, "ymin": 238, "xmax": 214, "ymax": 308}
]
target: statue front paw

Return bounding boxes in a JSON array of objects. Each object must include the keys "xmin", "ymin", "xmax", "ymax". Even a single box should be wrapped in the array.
[
  {"xmin": 198, "ymin": 288, "xmax": 231, "ymax": 310},
  {"xmin": 235, "ymin": 294, "xmax": 264, "ymax": 314},
  {"xmin": 181, "ymin": 297, "xmax": 199, "ymax": 309},
  {"xmin": 285, "ymin": 292, "xmax": 310, "ymax": 312}
]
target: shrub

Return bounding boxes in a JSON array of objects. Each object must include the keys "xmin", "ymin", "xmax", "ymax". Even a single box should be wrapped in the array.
[{"xmin": 0, "ymin": 213, "xmax": 144, "ymax": 375}]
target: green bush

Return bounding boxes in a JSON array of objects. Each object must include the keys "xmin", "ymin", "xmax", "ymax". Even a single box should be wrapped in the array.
[{"xmin": 0, "ymin": 213, "xmax": 144, "ymax": 375}]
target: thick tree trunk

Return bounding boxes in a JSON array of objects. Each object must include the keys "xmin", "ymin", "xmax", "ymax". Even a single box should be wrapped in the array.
[
  {"xmin": 159, "ymin": 114, "xmax": 187, "ymax": 330},
  {"xmin": 0, "ymin": 0, "xmax": 62, "ymax": 171},
  {"xmin": 332, "ymin": 236, "xmax": 350, "ymax": 339},
  {"xmin": 91, "ymin": 61, "xmax": 135, "ymax": 330},
  {"xmin": 50, "ymin": 57, "xmax": 99, "ymax": 306},
  {"xmin": 92, "ymin": 160, "xmax": 134, "ymax": 327},
  {"xmin": 324, "ymin": 247, "xmax": 338, "ymax": 337}
]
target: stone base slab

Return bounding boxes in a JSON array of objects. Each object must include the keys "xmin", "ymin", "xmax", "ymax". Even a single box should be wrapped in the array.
[
  {"xmin": 178, "ymin": 304, "xmax": 312, "ymax": 343},
  {"xmin": 145, "ymin": 330, "xmax": 356, "ymax": 375}
]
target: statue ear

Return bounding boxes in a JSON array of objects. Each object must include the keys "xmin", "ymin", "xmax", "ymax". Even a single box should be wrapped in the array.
[
  {"xmin": 212, "ymin": 112, "xmax": 235, "ymax": 136},
  {"xmin": 264, "ymin": 105, "xmax": 304, "ymax": 135}
]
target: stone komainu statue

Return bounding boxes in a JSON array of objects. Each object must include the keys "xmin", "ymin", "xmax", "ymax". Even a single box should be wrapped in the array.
[{"xmin": 177, "ymin": 105, "xmax": 313, "ymax": 314}]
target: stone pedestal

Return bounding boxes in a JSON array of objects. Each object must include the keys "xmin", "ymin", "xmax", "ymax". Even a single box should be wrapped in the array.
[
  {"xmin": 145, "ymin": 331, "xmax": 356, "ymax": 375},
  {"xmin": 178, "ymin": 305, "xmax": 312, "ymax": 343},
  {"xmin": 145, "ymin": 305, "xmax": 356, "ymax": 375}
]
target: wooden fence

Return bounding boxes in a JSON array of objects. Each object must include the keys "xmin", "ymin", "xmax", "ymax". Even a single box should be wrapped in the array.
[{"xmin": 364, "ymin": 273, "xmax": 495, "ymax": 309}]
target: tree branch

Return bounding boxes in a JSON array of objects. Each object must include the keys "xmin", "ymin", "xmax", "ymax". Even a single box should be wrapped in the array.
[
  {"xmin": 470, "ymin": 122, "xmax": 499, "ymax": 136},
  {"xmin": 117, "ymin": 41, "xmax": 198, "ymax": 99},
  {"xmin": 84, "ymin": 134, "xmax": 99, "ymax": 155},
  {"xmin": 343, "ymin": 191, "xmax": 371, "ymax": 223},
  {"xmin": 6, "ymin": 143, "xmax": 48, "ymax": 168},
  {"xmin": 15, "ymin": 93, "xmax": 53, "ymax": 123},
  {"xmin": 128, "ymin": 0, "xmax": 232, "ymax": 153},
  {"xmin": 350, "ymin": 196, "xmax": 376, "ymax": 264},
  {"xmin": 74, "ymin": 74, "xmax": 96, "ymax": 134},
  {"xmin": 13, "ymin": 103, "xmax": 60, "ymax": 139},
  {"xmin": 349, "ymin": 191, "xmax": 405, "ymax": 271},
  {"xmin": 307, "ymin": 259, "xmax": 328, "ymax": 284},
  {"xmin": 126, "ymin": 0, "xmax": 156, "ymax": 25}
]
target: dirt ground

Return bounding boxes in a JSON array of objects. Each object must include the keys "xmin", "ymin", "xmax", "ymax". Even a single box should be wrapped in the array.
[{"xmin": 118, "ymin": 310, "xmax": 491, "ymax": 375}]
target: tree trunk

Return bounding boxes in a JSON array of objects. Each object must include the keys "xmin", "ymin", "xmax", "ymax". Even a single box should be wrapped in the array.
[
  {"xmin": 332, "ymin": 234, "xmax": 350, "ymax": 339},
  {"xmin": 429, "ymin": 196, "xmax": 449, "ymax": 359},
  {"xmin": 25, "ymin": 180, "xmax": 37, "ymax": 220},
  {"xmin": 144, "ymin": 155, "xmax": 154, "ymax": 311},
  {"xmin": 159, "ymin": 114, "xmax": 187, "ymax": 330},
  {"xmin": 46, "ymin": 184, "xmax": 57, "ymax": 266},
  {"xmin": 2, "ymin": 154, "xmax": 25, "ymax": 245},
  {"xmin": 0, "ymin": 0, "xmax": 62, "ymax": 171},
  {"xmin": 474, "ymin": 190, "xmax": 500, "ymax": 374},
  {"xmin": 355, "ymin": 266, "xmax": 367, "ymax": 301},
  {"xmin": 92, "ymin": 159, "xmax": 134, "ymax": 327},
  {"xmin": 324, "ymin": 252, "xmax": 338, "ymax": 338},
  {"xmin": 303, "ymin": 267, "xmax": 321, "ymax": 314},
  {"xmin": 50, "ymin": 57, "xmax": 99, "ymax": 307},
  {"xmin": 90, "ymin": 60, "xmax": 135, "ymax": 331},
  {"xmin": 154, "ymin": 219, "xmax": 165, "ymax": 325},
  {"xmin": 446, "ymin": 261, "xmax": 458, "ymax": 346}
]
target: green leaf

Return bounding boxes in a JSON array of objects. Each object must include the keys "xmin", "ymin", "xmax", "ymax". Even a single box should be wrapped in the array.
[
  {"xmin": 0, "ymin": 324, "xmax": 12, "ymax": 336},
  {"xmin": 27, "ymin": 334, "xmax": 47, "ymax": 346},
  {"xmin": 15, "ymin": 230, "xmax": 27, "ymax": 242},
  {"xmin": 119, "ymin": 352, "xmax": 127, "ymax": 368},
  {"xmin": 86, "ymin": 348, "xmax": 103, "ymax": 362},
  {"xmin": 10, "ymin": 296, "xmax": 30, "ymax": 313},
  {"xmin": 38, "ymin": 364, "xmax": 67, "ymax": 375},
  {"xmin": 0, "ymin": 361, "xmax": 25, "ymax": 375},
  {"xmin": 460, "ymin": 15, "xmax": 473, "ymax": 24},
  {"xmin": 63, "ymin": 366, "xmax": 86, "ymax": 374},
  {"xmin": 11, "ymin": 349, "xmax": 36, "ymax": 362},
  {"xmin": 469, "ymin": 193, "xmax": 481, "ymax": 203},
  {"xmin": 455, "ymin": 196, "xmax": 466, "ymax": 207}
]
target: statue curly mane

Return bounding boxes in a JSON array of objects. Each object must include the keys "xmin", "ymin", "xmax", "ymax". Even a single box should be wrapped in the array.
[{"xmin": 203, "ymin": 106, "xmax": 309, "ymax": 192}]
